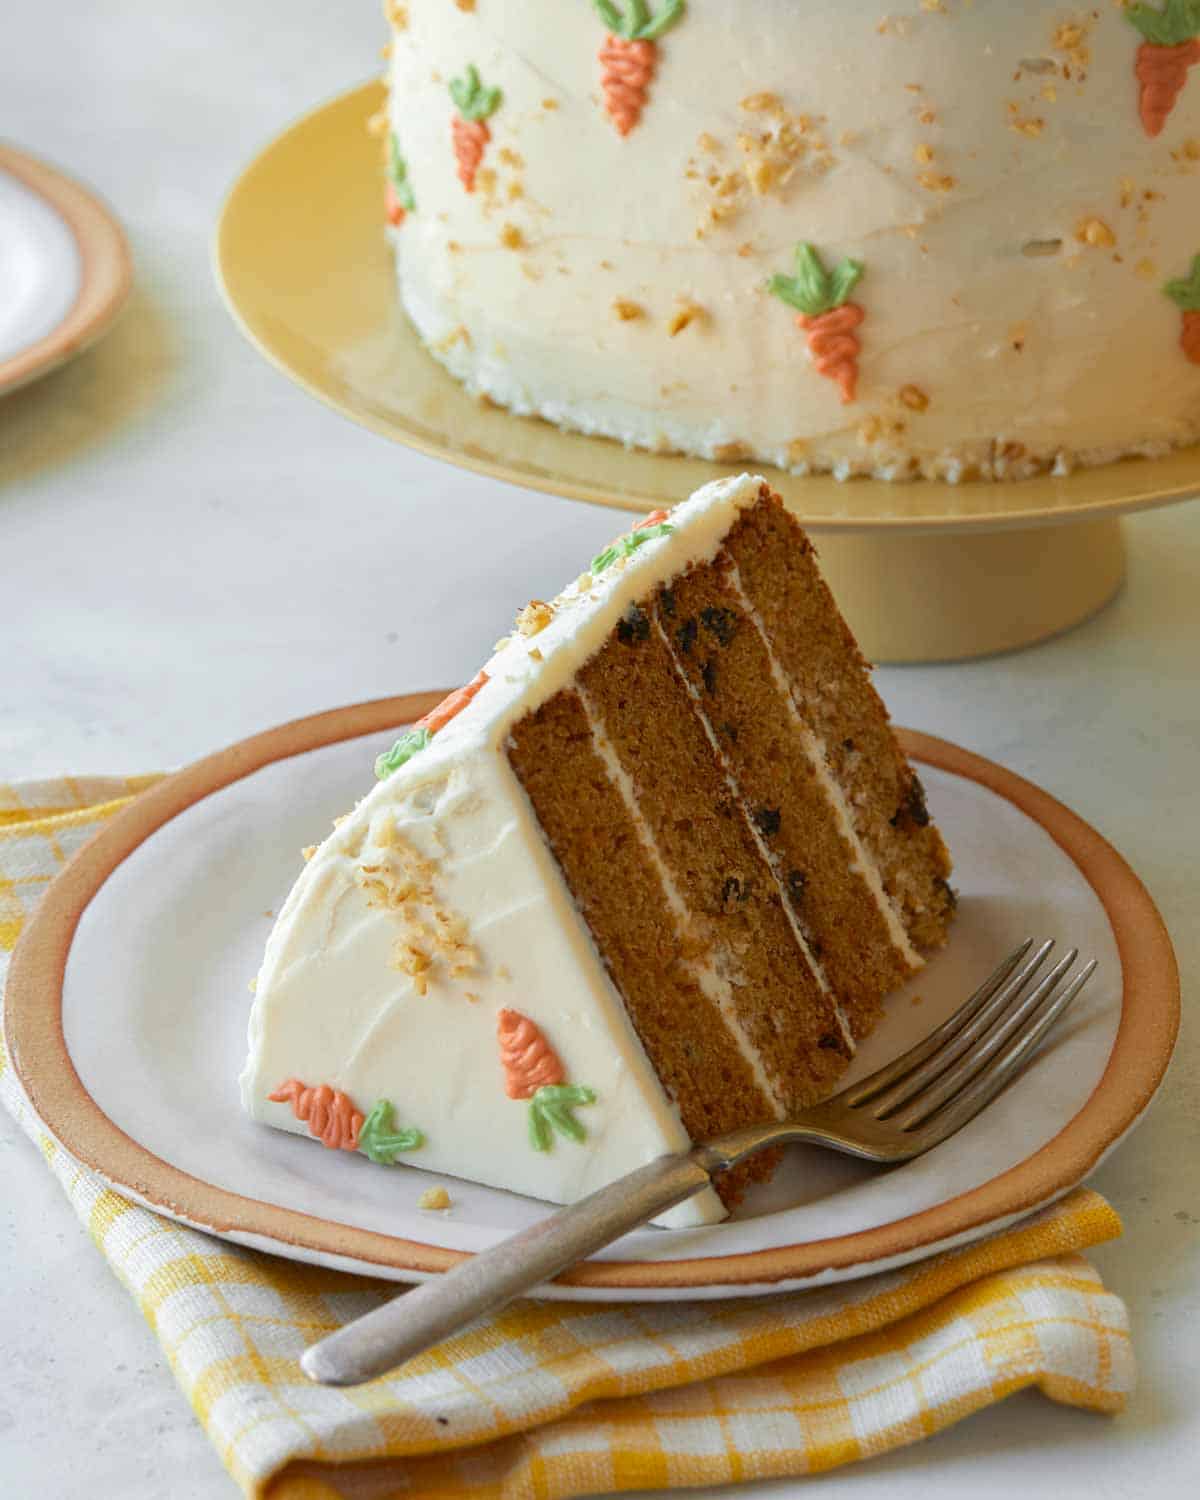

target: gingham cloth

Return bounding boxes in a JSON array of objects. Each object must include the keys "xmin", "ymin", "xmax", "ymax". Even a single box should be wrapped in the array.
[{"xmin": 1, "ymin": 777, "xmax": 1135, "ymax": 1500}]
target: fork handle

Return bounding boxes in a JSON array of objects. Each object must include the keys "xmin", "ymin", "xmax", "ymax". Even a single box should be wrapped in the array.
[{"xmin": 301, "ymin": 1150, "xmax": 718, "ymax": 1387}]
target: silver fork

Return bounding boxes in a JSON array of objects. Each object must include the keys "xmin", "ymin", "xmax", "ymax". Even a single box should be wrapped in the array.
[{"xmin": 301, "ymin": 939, "xmax": 1096, "ymax": 1387}]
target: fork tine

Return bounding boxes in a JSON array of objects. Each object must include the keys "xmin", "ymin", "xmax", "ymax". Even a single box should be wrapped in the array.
[
  {"xmin": 850, "ymin": 939, "xmax": 1054, "ymax": 1115},
  {"xmin": 840, "ymin": 939, "xmax": 1033, "ymax": 1109},
  {"xmin": 890, "ymin": 948, "xmax": 1078, "ymax": 1130},
  {"xmin": 909, "ymin": 960, "xmax": 1097, "ymax": 1148}
]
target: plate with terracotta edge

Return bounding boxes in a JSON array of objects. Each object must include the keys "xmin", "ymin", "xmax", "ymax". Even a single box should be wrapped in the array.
[
  {"xmin": 0, "ymin": 144, "xmax": 131, "ymax": 395},
  {"xmin": 212, "ymin": 80, "xmax": 1200, "ymax": 537},
  {"xmin": 4, "ymin": 692, "xmax": 1180, "ymax": 1299}
]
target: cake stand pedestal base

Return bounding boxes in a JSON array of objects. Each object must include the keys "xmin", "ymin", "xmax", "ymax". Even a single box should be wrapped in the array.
[{"xmin": 810, "ymin": 516, "xmax": 1125, "ymax": 664}]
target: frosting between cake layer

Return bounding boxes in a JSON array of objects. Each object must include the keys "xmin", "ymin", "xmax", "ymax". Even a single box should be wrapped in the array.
[
  {"xmin": 577, "ymin": 680, "xmax": 791, "ymax": 1121},
  {"xmin": 723, "ymin": 561, "xmax": 922, "ymax": 972}
]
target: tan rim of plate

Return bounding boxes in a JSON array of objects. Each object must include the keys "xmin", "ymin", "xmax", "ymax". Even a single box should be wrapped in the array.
[
  {"xmin": 0, "ymin": 145, "xmax": 132, "ymax": 394},
  {"xmin": 213, "ymin": 80, "xmax": 1200, "ymax": 536},
  {"xmin": 5, "ymin": 695, "xmax": 1180, "ymax": 1290}
]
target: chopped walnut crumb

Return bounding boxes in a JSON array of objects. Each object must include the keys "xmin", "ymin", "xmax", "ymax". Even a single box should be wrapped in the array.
[
  {"xmin": 713, "ymin": 441, "xmax": 750, "ymax": 462},
  {"xmin": 667, "ymin": 301, "xmax": 705, "ymax": 336},
  {"xmin": 1009, "ymin": 113, "xmax": 1046, "ymax": 138},
  {"xmin": 435, "ymin": 325, "xmax": 471, "ymax": 352},
  {"xmin": 913, "ymin": 143, "xmax": 935, "ymax": 164},
  {"xmin": 898, "ymin": 384, "xmax": 930, "ymax": 412},
  {"xmin": 528, "ymin": 646, "xmax": 544, "ymax": 662},
  {"xmin": 542, "ymin": 97, "xmax": 559, "ymax": 110},
  {"xmin": 918, "ymin": 171, "xmax": 956, "ymax": 192},
  {"xmin": 301, "ymin": 844, "xmax": 317, "ymax": 861},
  {"xmin": 463, "ymin": 992, "xmax": 480, "ymax": 1004},
  {"xmin": 613, "ymin": 298, "xmax": 646, "ymax": 321},
  {"xmin": 516, "ymin": 599, "xmax": 554, "ymax": 636},
  {"xmin": 384, "ymin": 1, "xmax": 408, "ymax": 28},
  {"xmin": 1076, "ymin": 216, "xmax": 1116, "ymax": 248},
  {"xmin": 419, "ymin": 1186, "xmax": 452, "ymax": 1210},
  {"xmin": 499, "ymin": 223, "xmax": 526, "ymax": 250},
  {"xmin": 741, "ymin": 91, "xmax": 785, "ymax": 115},
  {"xmin": 396, "ymin": 942, "xmax": 433, "ymax": 994},
  {"xmin": 917, "ymin": 106, "xmax": 937, "ymax": 126}
]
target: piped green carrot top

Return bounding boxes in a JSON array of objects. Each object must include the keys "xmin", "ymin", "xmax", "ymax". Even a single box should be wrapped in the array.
[
  {"xmin": 768, "ymin": 243, "xmax": 865, "ymax": 319},
  {"xmin": 450, "ymin": 64, "xmax": 502, "ymax": 121},
  {"xmin": 1165, "ymin": 254, "xmax": 1200, "ymax": 308},
  {"xmin": 387, "ymin": 136, "xmax": 415, "ymax": 212},
  {"xmin": 1127, "ymin": 0, "xmax": 1200, "ymax": 44},
  {"xmin": 591, "ymin": 0, "xmax": 686, "ymax": 42}
]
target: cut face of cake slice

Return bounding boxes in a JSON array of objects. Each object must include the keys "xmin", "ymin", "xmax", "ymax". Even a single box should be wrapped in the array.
[{"xmin": 241, "ymin": 476, "xmax": 954, "ymax": 1227}]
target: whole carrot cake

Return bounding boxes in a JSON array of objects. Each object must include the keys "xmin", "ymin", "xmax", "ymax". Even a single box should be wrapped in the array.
[
  {"xmin": 377, "ymin": 0, "xmax": 1200, "ymax": 481},
  {"xmin": 241, "ymin": 477, "xmax": 954, "ymax": 1226}
]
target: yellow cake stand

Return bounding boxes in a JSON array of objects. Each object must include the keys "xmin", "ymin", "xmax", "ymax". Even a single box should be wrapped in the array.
[{"xmin": 216, "ymin": 82, "xmax": 1200, "ymax": 662}]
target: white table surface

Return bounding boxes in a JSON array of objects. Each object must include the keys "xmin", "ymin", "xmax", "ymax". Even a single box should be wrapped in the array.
[{"xmin": 2, "ymin": 3, "xmax": 1197, "ymax": 1496}]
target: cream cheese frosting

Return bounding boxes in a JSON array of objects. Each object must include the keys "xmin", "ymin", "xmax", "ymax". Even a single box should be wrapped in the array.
[{"xmin": 383, "ymin": 1, "xmax": 1200, "ymax": 481}]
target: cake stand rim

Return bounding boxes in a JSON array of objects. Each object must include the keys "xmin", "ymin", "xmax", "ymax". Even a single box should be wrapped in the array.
[{"xmin": 213, "ymin": 79, "xmax": 1200, "ymax": 537}]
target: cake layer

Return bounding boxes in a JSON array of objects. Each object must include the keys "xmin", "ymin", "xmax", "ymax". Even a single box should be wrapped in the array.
[
  {"xmin": 576, "ymin": 614, "xmax": 852, "ymax": 1113},
  {"xmin": 659, "ymin": 553, "xmax": 917, "ymax": 1039},
  {"xmin": 508, "ymin": 689, "xmax": 782, "ymax": 1208},
  {"xmin": 385, "ymin": 0, "xmax": 1200, "ymax": 480},
  {"xmin": 723, "ymin": 502, "xmax": 955, "ymax": 949}
]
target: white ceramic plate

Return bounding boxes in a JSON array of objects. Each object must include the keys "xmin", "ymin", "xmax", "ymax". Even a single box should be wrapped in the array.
[
  {"xmin": 5, "ymin": 698, "xmax": 1178, "ymax": 1299},
  {"xmin": 0, "ymin": 145, "xmax": 130, "ymax": 394}
]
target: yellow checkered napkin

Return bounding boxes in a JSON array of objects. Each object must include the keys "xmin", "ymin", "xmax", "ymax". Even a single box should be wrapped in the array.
[{"xmin": 1, "ymin": 778, "xmax": 1134, "ymax": 1499}]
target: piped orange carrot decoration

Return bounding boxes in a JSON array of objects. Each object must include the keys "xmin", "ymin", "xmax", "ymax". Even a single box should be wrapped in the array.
[
  {"xmin": 416, "ymin": 670, "xmax": 489, "ymax": 736},
  {"xmin": 375, "ymin": 671, "xmax": 489, "ymax": 779},
  {"xmin": 384, "ymin": 133, "xmax": 416, "ymax": 226},
  {"xmin": 449, "ymin": 64, "xmax": 502, "ymax": 191},
  {"xmin": 768, "ymin": 243, "xmax": 867, "ymax": 404},
  {"xmin": 1127, "ymin": 1, "xmax": 1200, "ymax": 137},
  {"xmin": 496, "ymin": 1009, "xmax": 565, "ymax": 1099},
  {"xmin": 1164, "ymin": 254, "xmax": 1200, "ymax": 361},
  {"xmin": 592, "ymin": 0, "xmax": 686, "ymax": 137},
  {"xmin": 269, "ymin": 1079, "xmax": 364, "ymax": 1151},
  {"xmin": 496, "ymin": 1010, "xmax": 596, "ymax": 1151}
]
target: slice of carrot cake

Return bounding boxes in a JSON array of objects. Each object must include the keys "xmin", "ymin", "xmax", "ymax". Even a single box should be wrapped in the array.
[{"xmin": 241, "ymin": 476, "xmax": 953, "ymax": 1227}]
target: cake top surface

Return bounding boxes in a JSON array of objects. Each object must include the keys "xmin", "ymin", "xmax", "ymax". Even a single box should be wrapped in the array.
[{"xmin": 372, "ymin": 472, "xmax": 769, "ymax": 790}]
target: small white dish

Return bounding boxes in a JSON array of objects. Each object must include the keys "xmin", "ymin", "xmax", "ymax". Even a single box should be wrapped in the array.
[
  {"xmin": 4, "ymin": 697, "xmax": 1178, "ymax": 1300},
  {"xmin": 0, "ymin": 145, "xmax": 130, "ymax": 394}
]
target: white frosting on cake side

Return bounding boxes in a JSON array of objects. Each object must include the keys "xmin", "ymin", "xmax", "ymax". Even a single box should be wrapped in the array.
[
  {"xmin": 384, "ymin": 0, "xmax": 1200, "ymax": 480},
  {"xmin": 241, "ymin": 475, "xmax": 924, "ymax": 1223}
]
